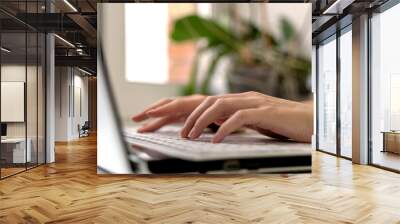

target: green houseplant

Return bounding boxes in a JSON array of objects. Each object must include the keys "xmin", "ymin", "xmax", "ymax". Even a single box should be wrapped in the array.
[{"xmin": 171, "ymin": 14, "xmax": 311, "ymax": 100}]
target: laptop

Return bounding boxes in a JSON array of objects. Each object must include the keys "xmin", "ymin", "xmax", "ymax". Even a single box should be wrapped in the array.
[{"xmin": 97, "ymin": 41, "xmax": 311, "ymax": 175}]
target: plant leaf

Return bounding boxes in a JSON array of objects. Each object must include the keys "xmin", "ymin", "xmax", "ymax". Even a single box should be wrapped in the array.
[
  {"xmin": 240, "ymin": 20, "xmax": 261, "ymax": 41},
  {"xmin": 171, "ymin": 15, "xmax": 240, "ymax": 52},
  {"xmin": 280, "ymin": 17, "xmax": 295, "ymax": 43}
]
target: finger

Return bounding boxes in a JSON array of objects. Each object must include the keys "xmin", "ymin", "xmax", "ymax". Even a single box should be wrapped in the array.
[
  {"xmin": 137, "ymin": 116, "xmax": 178, "ymax": 133},
  {"xmin": 214, "ymin": 118, "xmax": 227, "ymax": 126},
  {"xmin": 145, "ymin": 98, "xmax": 193, "ymax": 118},
  {"xmin": 180, "ymin": 93, "xmax": 247, "ymax": 138},
  {"xmin": 212, "ymin": 109, "xmax": 260, "ymax": 143},
  {"xmin": 187, "ymin": 98, "xmax": 257, "ymax": 139},
  {"xmin": 132, "ymin": 98, "xmax": 173, "ymax": 122},
  {"xmin": 180, "ymin": 96, "xmax": 218, "ymax": 138}
]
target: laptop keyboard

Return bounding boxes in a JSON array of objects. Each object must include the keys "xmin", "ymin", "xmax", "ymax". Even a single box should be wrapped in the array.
[{"xmin": 124, "ymin": 126, "xmax": 311, "ymax": 161}]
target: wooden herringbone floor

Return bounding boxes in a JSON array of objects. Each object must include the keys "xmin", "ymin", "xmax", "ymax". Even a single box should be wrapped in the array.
[{"xmin": 1, "ymin": 134, "xmax": 400, "ymax": 224}]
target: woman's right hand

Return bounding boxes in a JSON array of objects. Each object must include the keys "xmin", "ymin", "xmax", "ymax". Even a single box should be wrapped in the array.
[{"xmin": 132, "ymin": 94, "xmax": 206, "ymax": 133}]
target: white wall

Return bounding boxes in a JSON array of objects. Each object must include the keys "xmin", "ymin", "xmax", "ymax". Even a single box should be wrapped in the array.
[
  {"xmin": 71, "ymin": 74, "xmax": 89, "ymax": 138},
  {"xmin": 1, "ymin": 65, "xmax": 37, "ymax": 138},
  {"xmin": 55, "ymin": 67, "xmax": 69, "ymax": 141},
  {"xmin": 1, "ymin": 65, "xmax": 26, "ymax": 136},
  {"xmin": 55, "ymin": 67, "xmax": 89, "ymax": 141},
  {"xmin": 1, "ymin": 64, "xmax": 46, "ymax": 163}
]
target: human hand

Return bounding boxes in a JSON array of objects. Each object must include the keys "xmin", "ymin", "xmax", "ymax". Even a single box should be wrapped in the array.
[
  {"xmin": 132, "ymin": 94, "xmax": 206, "ymax": 133},
  {"xmin": 180, "ymin": 91, "xmax": 313, "ymax": 143}
]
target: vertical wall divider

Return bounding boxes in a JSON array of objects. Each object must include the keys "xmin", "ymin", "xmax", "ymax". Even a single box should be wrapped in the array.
[
  {"xmin": 68, "ymin": 70, "xmax": 71, "ymax": 118},
  {"xmin": 36, "ymin": 2, "xmax": 39, "ymax": 167},
  {"xmin": 315, "ymin": 45, "xmax": 320, "ymax": 150},
  {"xmin": 44, "ymin": 0, "xmax": 48, "ymax": 164},
  {"xmin": 72, "ymin": 68, "xmax": 75, "ymax": 118},
  {"xmin": 25, "ymin": 1, "xmax": 28, "ymax": 171},
  {"xmin": 59, "ymin": 69, "xmax": 61, "ymax": 117},
  {"xmin": 44, "ymin": 31, "xmax": 47, "ymax": 165},
  {"xmin": 367, "ymin": 11, "xmax": 373, "ymax": 165},
  {"xmin": 80, "ymin": 88, "xmax": 82, "ymax": 117},
  {"xmin": 0, "ymin": 26, "xmax": 2, "ymax": 179},
  {"xmin": 336, "ymin": 22, "xmax": 342, "ymax": 157}
]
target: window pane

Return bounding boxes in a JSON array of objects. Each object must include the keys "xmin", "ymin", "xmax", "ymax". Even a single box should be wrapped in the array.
[
  {"xmin": 124, "ymin": 3, "xmax": 201, "ymax": 85},
  {"xmin": 27, "ymin": 31, "xmax": 39, "ymax": 169},
  {"xmin": 340, "ymin": 29, "xmax": 352, "ymax": 158},
  {"xmin": 0, "ymin": 1, "xmax": 46, "ymax": 178},
  {"xmin": 371, "ymin": 3, "xmax": 400, "ymax": 171},
  {"xmin": 317, "ymin": 37, "xmax": 337, "ymax": 154},
  {"xmin": 1, "ymin": 30, "xmax": 28, "ymax": 177},
  {"xmin": 125, "ymin": 4, "xmax": 169, "ymax": 84}
]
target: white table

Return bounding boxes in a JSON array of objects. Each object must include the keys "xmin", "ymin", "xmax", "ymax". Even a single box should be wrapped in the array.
[{"xmin": 1, "ymin": 138, "xmax": 32, "ymax": 163}]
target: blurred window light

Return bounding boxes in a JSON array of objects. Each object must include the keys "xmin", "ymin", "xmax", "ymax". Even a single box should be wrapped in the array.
[
  {"xmin": 391, "ymin": 74, "xmax": 400, "ymax": 129},
  {"xmin": 317, "ymin": 37, "xmax": 337, "ymax": 154},
  {"xmin": 372, "ymin": 3, "xmax": 400, "ymax": 130},
  {"xmin": 197, "ymin": 3, "xmax": 212, "ymax": 17},
  {"xmin": 125, "ymin": 4, "xmax": 169, "ymax": 84},
  {"xmin": 339, "ymin": 29, "xmax": 352, "ymax": 158}
]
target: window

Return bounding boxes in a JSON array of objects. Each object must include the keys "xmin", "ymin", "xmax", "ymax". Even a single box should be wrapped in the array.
[
  {"xmin": 0, "ymin": 1, "xmax": 46, "ymax": 179},
  {"xmin": 370, "ymin": 2, "xmax": 400, "ymax": 171},
  {"xmin": 316, "ymin": 25, "xmax": 353, "ymax": 159},
  {"xmin": 125, "ymin": 4, "xmax": 169, "ymax": 84},
  {"xmin": 339, "ymin": 28, "xmax": 352, "ymax": 158},
  {"xmin": 317, "ymin": 36, "xmax": 337, "ymax": 154},
  {"xmin": 124, "ymin": 3, "xmax": 202, "ymax": 84}
]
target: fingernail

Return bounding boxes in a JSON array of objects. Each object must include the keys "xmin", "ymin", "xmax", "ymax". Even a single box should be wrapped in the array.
[
  {"xmin": 180, "ymin": 129, "xmax": 188, "ymax": 138},
  {"xmin": 212, "ymin": 135, "xmax": 221, "ymax": 143},
  {"xmin": 188, "ymin": 130, "xmax": 196, "ymax": 139}
]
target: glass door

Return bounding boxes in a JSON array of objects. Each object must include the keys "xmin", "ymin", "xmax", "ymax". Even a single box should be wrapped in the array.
[
  {"xmin": 339, "ymin": 27, "xmax": 352, "ymax": 158},
  {"xmin": 1, "ymin": 30, "xmax": 28, "ymax": 178},
  {"xmin": 317, "ymin": 35, "xmax": 337, "ymax": 154},
  {"xmin": 370, "ymin": 3, "xmax": 400, "ymax": 171},
  {"xmin": 0, "ymin": 1, "xmax": 47, "ymax": 179}
]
